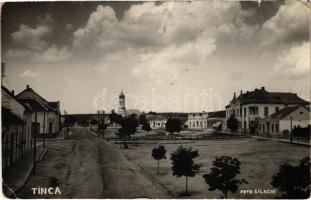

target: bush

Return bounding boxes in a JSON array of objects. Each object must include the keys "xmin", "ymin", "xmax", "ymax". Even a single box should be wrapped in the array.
[
  {"xmin": 292, "ymin": 126, "xmax": 310, "ymax": 139},
  {"xmin": 227, "ymin": 114, "xmax": 238, "ymax": 132},
  {"xmin": 142, "ymin": 122, "xmax": 152, "ymax": 132},
  {"xmin": 282, "ymin": 129, "xmax": 290, "ymax": 137}
]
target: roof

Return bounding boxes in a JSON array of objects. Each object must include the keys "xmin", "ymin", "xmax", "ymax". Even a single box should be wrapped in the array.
[
  {"xmin": 19, "ymin": 99, "xmax": 49, "ymax": 112},
  {"xmin": 207, "ymin": 110, "xmax": 226, "ymax": 118},
  {"xmin": 47, "ymin": 101, "xmax": 59, "ymax": 109},
  {"xmin": 119, "ymin": 91, "xmax": 125, "ymax": 98},
  {"xmin": 16, "ymin": 86, "xmax": 49, "ymax": 103},
  {"xmin": 270, "ymin": 106, "xmax": 308, "ymax": 119},
  {"xmin": 1, "ymin": 86, "xmax": 31, "ymax": 111},
  {"xmin": 2, "ymin": 107, "xmax": 25, "ymax": 124},
  {"xmin": 146, "ymin": 115, "xmax": 167, "ymax": 121},
  {"xmin": 16, "ymin": 86, "xmax": 59, "ymax": 112},
  {"xmin": 235, "ymin": 88, "xmax": 309, "ymax": 105}
]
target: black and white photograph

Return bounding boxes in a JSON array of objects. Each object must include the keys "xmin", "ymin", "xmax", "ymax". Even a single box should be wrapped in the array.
[{"xmin": 1, "ymin": 0, "xmax": 310, "ymax": 199}]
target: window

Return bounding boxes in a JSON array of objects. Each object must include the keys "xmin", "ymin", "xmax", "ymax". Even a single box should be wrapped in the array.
[
  {"xmin": 244, "ymin": 108, "xmax": 247, "ymax": 116},
  {"xmin": 262, "ymin": 124, "xmax": 265, "ymax": 132},
  {"xmin": 197, "ymin": 121, "xmax": 199, "ymax": 127},
  {"xmin": 264, "ymin": 107, "xmax": 269, "ymax": 116},
  {"xmin": 249, "ymin": 106, "xmax": 258, "ymax": 115},
  {"xmin": 233, "ymin": 109, "xmax": 235, "ymax": 115},
  {"xmin": 259, "ymin": 124, "xmax": 261, "ymax": 132},
  {"xmin": 275, "ymin": 107, "xmax": 279, "ymax": 113}
]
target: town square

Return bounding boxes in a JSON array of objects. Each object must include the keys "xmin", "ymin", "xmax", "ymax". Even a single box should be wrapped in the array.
[{"xmin": 1, "ymin": 1, "xmax": 310, "ymax": 199}]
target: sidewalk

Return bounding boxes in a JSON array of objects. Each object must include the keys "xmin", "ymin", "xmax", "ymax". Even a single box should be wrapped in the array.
[
  {"xmin": 252, "ymin": 135, "xmax": 310, "ymax": 147},
  {"xmin": 215, "ymin": 131, "xmax": 310, "ymax": 146},
  {"xmin": 2, "ymin": 144, "xmax": 48, "ymax": 198}
]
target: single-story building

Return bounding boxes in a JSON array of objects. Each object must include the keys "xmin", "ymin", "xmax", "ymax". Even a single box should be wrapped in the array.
[
  {"xmin": 258, "ymin": 106, "xmax": 310, "ymax": 137},
  {"xmin": 147, "ymin": 115, "xmax": 167, "ymax": 129}
]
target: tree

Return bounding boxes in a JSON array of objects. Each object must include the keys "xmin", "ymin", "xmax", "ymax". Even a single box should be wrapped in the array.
[
  {"xmin": 110, "ymin": 109, "xmax": 123, "ymax": 125},
  {"xmin": 65, "ymin": 115, "xmax": 76, "ymax": 126},
  {"xmin": 118, "ymin": 114, "xmax": 138, "ymax": 148},
  {"xmin": 142, "ymin": 122, "xmax": 151, "ymax": 132},
  {"xmin": 271, "ymin": 157, "xmax": 310, "ymax": 199},
  {"xmin": 227, "ymin": 114, "xmax": 238, "ymax": 132},
  {"xmin": 203, "ymin": 156, "xmax": 247, "ymax": 198},
  {"xmin": 166, "ymin": 118, "xmax": 181, "ymax": 134},
  {"xmin": 90, "ymin": 118, "xmax": 98, "ymax": 125},
  {"xmin": 171, "ymin": 146, "xmax": 201, "ymax": 195},
  {"xmin": 139, "ymin": 112, "xmax": 147, "ymax": 125},
  {"xmin": 152, "ymin": 145, "xmax": 167, "ymax": 174},
  {"xmin": 99, "ymin": 121, "xmax": 107, "ymax": 136}
]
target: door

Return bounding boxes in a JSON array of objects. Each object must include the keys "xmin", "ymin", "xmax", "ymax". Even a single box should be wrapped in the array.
[{"xmin": 49, "ymin": 122, "xmax": 53, "ymax": 135}]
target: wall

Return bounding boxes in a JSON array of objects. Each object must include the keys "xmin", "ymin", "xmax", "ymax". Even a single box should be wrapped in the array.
[{"xmin": 2, "ymin": 89, "xmax": 25, "ymax": 119}]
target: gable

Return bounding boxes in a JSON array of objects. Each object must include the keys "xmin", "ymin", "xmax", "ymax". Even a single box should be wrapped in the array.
[{"xmin": 282, "ymin": 106, "xmax": 310, "ymax": 121}]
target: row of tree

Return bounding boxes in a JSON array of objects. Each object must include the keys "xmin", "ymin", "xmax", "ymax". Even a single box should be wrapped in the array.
[{"xmin": 152, "ymin": 145, "xmax": 310, "ymax": 198}]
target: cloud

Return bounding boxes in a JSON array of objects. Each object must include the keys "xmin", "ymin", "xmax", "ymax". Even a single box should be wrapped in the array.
[
  {"xmin": 65, "ymin": 23, "xmax": 72, "ymax": 31},
  {"xmin": 273, "ymin": 42, "xmax": 310, "ymax": 77},
  {"xmin": 72, "ymin": 2, "xmax": 258, "ymax": 57},
  {"xmin": 20, "ymin": 69, "xmax": 40, "ymax": 78},
  {"xmin": 34, "ymin": 45, "xmax": 72, "ymax": 62},
  {"xmin": 11, "ymin": 24, "xmax": 50, "ymax": 51},
  {"xmin": 259, "ymin": 0, "xmax": 309, "ymax": 46},
  {"xmin": 8, "ymin": 22, "xmax": 71, "ymax": 62}
]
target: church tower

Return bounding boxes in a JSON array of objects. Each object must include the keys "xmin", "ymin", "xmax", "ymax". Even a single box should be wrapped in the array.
[{"xmin": 118, "ymin": 90, "xmax": 126, "ymax": 117}]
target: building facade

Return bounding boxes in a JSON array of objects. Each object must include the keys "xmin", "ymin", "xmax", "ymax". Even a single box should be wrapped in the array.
[
  {"xmin": 147, "ymin": 115, "xmax": 167, "ymax": 129},
  {"xmin": 2, "ymin": 86, "xmax": 33, "ymax": 172},
  {"xmin": 16, "ymin": 85, "xmax": 61, "ymax": 136},
  {"xmin": 258, "ymin": 106, "xmax": 310, "ymax": 137},
  {"xmin": 186, "ymin": 112, "xmax": 209, "ymax": 130},
  {"xmin": 225, "ymin": 87, "xmax": 309, "ymax": 133}
]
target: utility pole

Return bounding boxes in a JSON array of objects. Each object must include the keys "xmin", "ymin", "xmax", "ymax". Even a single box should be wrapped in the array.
[
  {"xmin": 290, "ymin": 115, "xmax": 293, "ymax": 143},
  {"xmin": 33, "ymin": 112, "xmax": 37, "ymax": 174},
  {"xmin": 102, "ymin": 110, "xmax": 105, "ymax": 139},
  {"xmin": 1, "ymin": 62, "xmax": 5, "ymax": 86},
  {"xmin": 97, "ymin": 110, "xmax": 100, "ymax": 140},
  {"xmin": 43, "ymin": 111, "xmax": 46, "ymax": 148}
]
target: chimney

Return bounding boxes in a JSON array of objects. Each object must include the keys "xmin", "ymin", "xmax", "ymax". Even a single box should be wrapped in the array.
[
  {"xmin": 11, "ymin": 90, "xmax": 14, "ymax": 95},
  {"xmin": 240, "ymin": 90, "xmax": 243, "ymax": 95},
  {"xmin": 261, "ymin": 87, "xmax": 265, "ymax": 91},
  {"xmin": 26, "ymin": 85, "xmax": 30, "ymax": 90}
]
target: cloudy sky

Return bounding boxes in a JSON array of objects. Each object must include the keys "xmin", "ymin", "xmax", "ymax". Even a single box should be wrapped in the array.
[{"xmin": 1, "ymin": 1, "xmax": 310, "ymax": 114}]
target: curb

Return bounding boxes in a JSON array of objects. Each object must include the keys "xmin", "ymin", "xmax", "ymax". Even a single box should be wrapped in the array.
[{"xmin": 5, "ymin": 148, "xmax": 48, "ymax": 198}]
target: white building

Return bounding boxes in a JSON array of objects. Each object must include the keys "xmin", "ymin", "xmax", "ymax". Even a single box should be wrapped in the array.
[
  {"xmin": 225, "ymin": 87, "xmax": 309, "ymax": 133},
  {"xmin": 147, "ymin": 115, "xmax": 167, "ymax": 129},
  {"xmin": 186, "ymin": 112, "xmax": 209, "ymax": 130},
  {"xmin": 258, "ymin": 106, "xmax": 310, "ymax": 136}
]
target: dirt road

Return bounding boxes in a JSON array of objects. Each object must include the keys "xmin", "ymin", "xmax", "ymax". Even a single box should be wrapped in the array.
[{"xmin": 16, "ymin": 126, "xmax": 169, "ymax": 199}]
